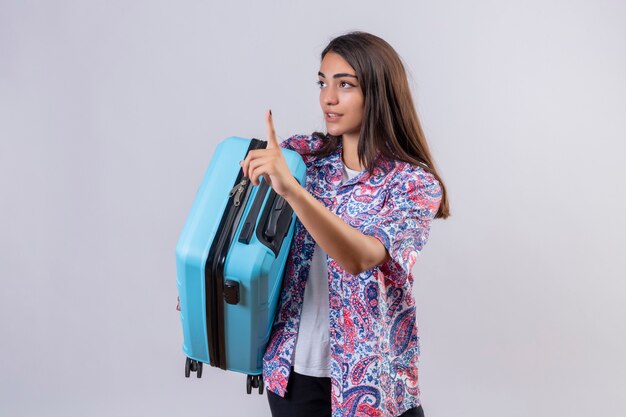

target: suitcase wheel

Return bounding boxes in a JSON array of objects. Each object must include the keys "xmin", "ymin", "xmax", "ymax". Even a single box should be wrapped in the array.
[
  {"xmin": 185, "ymin": 357, "xmax": 202, "ymax": 379},
  {"xmin": 246, "ymin": 375, "xmax": 264, "ymax": 395}
]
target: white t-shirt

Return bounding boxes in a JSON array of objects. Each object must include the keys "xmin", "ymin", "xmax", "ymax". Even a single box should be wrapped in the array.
[{"xmin": 292, "ymin": 162, "xmax": 362, "ymax": 377}]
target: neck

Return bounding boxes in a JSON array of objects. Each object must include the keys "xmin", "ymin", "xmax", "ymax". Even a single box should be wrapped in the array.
[{"xmin": 341, "ymin": 133, "xmax": 363, "ymax": 171}]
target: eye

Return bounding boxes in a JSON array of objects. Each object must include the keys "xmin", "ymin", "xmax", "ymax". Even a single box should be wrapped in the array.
[
  {"xmin": 316, "ymin": 80, "xmax": 327, "ymax": 89},
  {"xmin": 339, "ymin": 81, "xmax": 354, "ymax": 89}
]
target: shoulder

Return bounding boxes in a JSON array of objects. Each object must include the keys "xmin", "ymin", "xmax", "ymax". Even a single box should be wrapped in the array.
[
  {"xmin": 279, "ymin": 133, "xmax": 326, "ymax": 164},
  {"xmin": 391, "ymin": 162, "xmax": 441, "ymax": 192},
  {"xmin": 279, "ymin": 133, "xmax": 325, "ymax": 154},
  {"xmin": 388, "ymin": 161, "xmax": 442, "ymax": 217}
]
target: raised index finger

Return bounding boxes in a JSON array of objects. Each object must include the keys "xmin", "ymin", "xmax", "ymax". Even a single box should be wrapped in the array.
[{"xmin": 266, "ymin": 109, "xmax": 279, "ymax": 149}]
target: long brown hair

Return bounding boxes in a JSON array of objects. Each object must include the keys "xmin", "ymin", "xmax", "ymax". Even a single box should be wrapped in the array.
[{"xmin": 311, "ymin": 31, "xmax": 450, "ymax": 219}]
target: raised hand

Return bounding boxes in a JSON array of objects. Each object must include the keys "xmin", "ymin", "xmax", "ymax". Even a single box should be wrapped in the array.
[{"xmin": 240, "ymin": 110, "xmax": 300, "ymax": 199}]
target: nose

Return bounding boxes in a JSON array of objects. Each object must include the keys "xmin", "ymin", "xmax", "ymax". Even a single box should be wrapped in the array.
[{"xmin": 322, "ymin": 85, "xmax": 338, "ymax": 106}]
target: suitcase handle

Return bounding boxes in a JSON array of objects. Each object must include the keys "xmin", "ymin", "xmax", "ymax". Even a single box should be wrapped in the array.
[
  {"xmin": 264, "ymin": 195, "xmax": 285, "ymax": 238},
  {"xmin": 256, "ymin": 189, "xmax": 294, "ymax": 256},
  {"xmin": 238, "ymin": 179, "xmax": 270, "ymax": 244}
]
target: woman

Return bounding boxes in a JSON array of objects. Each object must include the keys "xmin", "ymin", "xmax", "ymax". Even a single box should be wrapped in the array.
[{"xmin": 240, "ymin": 31, "xmax": 450, "ymax": 417}]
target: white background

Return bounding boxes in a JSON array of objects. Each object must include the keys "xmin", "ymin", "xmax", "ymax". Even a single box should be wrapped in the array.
[{"xmin": 1, "ymin": 1, "xmax": 625, "ymax": 416}]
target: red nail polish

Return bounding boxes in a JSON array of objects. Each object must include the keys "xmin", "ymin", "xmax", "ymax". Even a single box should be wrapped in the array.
[{"xmin": 269, "ymin": 109, "xmax": 272, "ymax": 116}]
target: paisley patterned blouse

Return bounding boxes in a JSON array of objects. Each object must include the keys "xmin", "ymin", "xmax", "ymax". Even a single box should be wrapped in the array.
[{"xmin": 263, "ymin": 134, "xmax": 442, "ymax": 417}]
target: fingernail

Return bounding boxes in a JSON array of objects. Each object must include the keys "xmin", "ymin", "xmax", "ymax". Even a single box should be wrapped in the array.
[{"xmin": 269, "ymin": 109, "xmax": 272, "ymax": 116}]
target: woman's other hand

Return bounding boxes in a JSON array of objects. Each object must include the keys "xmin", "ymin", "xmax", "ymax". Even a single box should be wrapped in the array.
[{"xmin": 240, "ymin": 110, "xmax": 300, "ymax": 199}]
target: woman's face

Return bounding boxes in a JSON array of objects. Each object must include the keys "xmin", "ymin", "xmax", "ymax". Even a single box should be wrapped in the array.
[{"xmin": 318, "ymin": 52, "xmax": 364, "ymax": 139}]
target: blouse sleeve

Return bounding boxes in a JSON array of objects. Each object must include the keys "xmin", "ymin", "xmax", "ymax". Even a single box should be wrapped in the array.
[{"xmin": 361, "ymin": 166, "xmax": 442, "ymax": 281}]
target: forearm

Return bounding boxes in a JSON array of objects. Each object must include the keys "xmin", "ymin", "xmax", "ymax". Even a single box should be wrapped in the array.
[{"xmin": 284, "ymin": 183, "xmax": 390, "ymax": 275}]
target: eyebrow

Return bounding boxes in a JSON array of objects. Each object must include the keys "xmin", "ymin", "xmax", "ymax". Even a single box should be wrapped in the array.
[{"xmin": 318, "ymin": 71, "xmax": 358, "ymax": 79}]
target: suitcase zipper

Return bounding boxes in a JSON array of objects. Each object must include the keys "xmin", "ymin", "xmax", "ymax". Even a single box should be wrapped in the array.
[
  {"xmin": 229, "ymin": 178, "xmax": 249, "ymax": 207},
  {"xmin": 205, "ymin": 139, "xmax": 266, "ymax": 370}
]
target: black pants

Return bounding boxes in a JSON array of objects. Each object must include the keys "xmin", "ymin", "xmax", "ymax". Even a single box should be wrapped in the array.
[{"xmin": 267, "ymin": 369, "xmax": 425, "ymax": 417}]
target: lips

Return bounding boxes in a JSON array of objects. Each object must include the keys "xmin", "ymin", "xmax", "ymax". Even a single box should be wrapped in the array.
[{"xmin": 325, "ymin": 112, "xmax": 343, "ymax": 122}]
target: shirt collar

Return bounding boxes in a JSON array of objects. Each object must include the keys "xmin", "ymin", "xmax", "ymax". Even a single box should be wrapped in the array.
[{"xmin": 314, "ymin": 139, "xmax": 397, "ymax": 188}]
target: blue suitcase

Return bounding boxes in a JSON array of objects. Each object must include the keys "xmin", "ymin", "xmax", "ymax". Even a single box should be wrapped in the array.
[{"xmin": 176, "ymin": 136, "xmax": 306, "ymax": 394}]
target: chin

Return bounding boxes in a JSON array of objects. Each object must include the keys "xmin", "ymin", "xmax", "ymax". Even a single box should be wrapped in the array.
[{"xmin": 325, "ymin": 126, "xmax": 343, "ymax": 137}]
